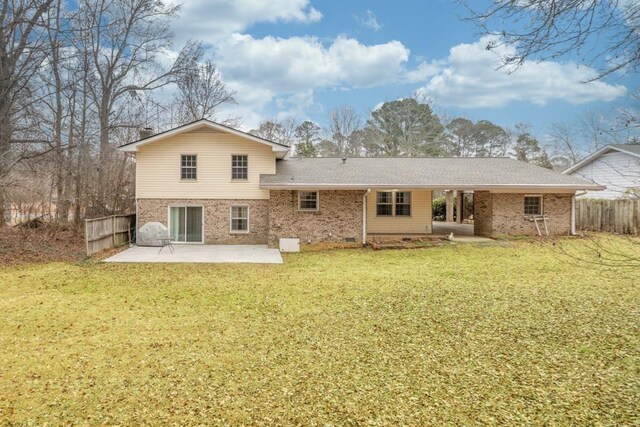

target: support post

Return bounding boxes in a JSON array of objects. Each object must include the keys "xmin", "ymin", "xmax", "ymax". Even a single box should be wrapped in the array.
[
  {"xmin": 445, "ymin": 191, "xmax": 454, "ymax": 222},
  {"xmin": 456, "ymin": 191, "xmax": 464, "ymax": 223}
]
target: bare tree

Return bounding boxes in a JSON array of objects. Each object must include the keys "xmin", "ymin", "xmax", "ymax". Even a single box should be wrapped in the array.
[
  {"xmin": 579, "ymin": 109, "xmax": 623, "ymax": 150},
  {"xmin": 78, "ymin": 0, "xmax": 201, "ymax": 214},
  {"xmin": 547, "ymin": 122, "xmax": 583, "ymax": 169},
  {"xmin": 173, "ymin": 60, "xmax": 236, "ymax": 124},
  {"xmin": 326, "ymin": 106, "xmax": 363, "ymax": 157},
  {"xmin": 466, "ymin": 0, "xmax": 640, "ymax": 80},
  {"xmin": 250, "ymin": 117, "xmax": 298, "ymax": 147},
  {"xmin": 0, "ymin": 0, "xmax": 56, "ymax": 224}
]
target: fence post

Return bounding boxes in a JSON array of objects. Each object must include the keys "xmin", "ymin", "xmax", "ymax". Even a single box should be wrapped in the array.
[{"xmin": 85, "ymin": 219, "xmax": 90, "ymax": 256}]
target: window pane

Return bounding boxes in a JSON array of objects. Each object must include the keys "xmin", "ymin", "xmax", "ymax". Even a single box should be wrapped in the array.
[
  {"xmin": 396, "ymin": 204, "xmax": 411, "ymax": 216},
  {"xmin": 186, "ymin": 207, "xmax": 202, "ymax": 242},
  {"xmin": 232, "ymin": 155, "xmax": 248, "ymax": 180},
  {"xmin": 181, "ymin": 155, "xmax": 197, "ymax": 179},
  {"xmin": 524, "ymin": 197, "xmax": 542, "ymax": 215},
  {"xmin": 396, "ymin": 192, "xmax": 411, "ymax": 204},
  {"xmin": 377, "ymin": 192, "xmax": 392, "ymax": 204},
  {"xmin": 231, "ymin": 206, "xmax": 248, "ymax": 231},
  {"xmin": 299, "ymin": 191, "xmax": 318, "ymax": 210},
  {"xmin": 377, "ymin": 204, "xmax": 393, "ymax": 216},
  {"xmin": 376, "ymin": 192, "xmax": 392, "ymax": 216},
  {"xmin": 170, "ymin": 207, "xmax": 185, "ymax": 241},
  {"xmin": 395, "ymin": 191, "xmax": 411, "ymax": 216}
]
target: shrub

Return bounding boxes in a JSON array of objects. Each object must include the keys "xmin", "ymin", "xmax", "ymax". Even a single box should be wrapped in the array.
[{"xmin": 433, "ymin": 196, "xmax": 447, "ymax": 221}]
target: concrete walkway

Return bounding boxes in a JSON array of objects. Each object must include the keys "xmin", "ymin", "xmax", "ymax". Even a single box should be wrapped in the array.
[{"xmin": 104, "ymin": 244, "xmax": 283, "ymax": 264}]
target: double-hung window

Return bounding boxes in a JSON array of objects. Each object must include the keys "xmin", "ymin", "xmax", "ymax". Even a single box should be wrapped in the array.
[
  {"xmin": 232, "ymin": 155, "xmax": 248, "ymax": 180},
  {"xmin": 395, "ymin": 192, "xmax": 411, "ymax": 216},
  {"xmin": 376, "ymin": 191, "xmax": 393, "ymax": 216},
  {"xmin": 181, "ymin": 155, "xmax": 197, "ymax": 180},
  {"xmin": 377, "ymin": 191, "xmax": 412, "ymax": 216},
  {"xmin": 230, "ymin": 205, "xmax": 249, "ymax": 232},
  {"xmin": 298, "ymin": 191, "xmax": 319, "ymax": 211},
  {"xmin": 524, "ymin": 195, "xmax": 543, "ymax": 216}
]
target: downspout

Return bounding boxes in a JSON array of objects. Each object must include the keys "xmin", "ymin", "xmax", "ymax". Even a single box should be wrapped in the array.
[
  {"xmin": 571, "ymin": 191, "xmax": 587, "ymax": 235},
  {"xmin": 362, "ymin": 189, "xmax": 371, "ymax": 246}
]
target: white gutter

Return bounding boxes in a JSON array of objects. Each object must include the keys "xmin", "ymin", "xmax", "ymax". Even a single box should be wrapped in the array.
[
  {"xmin": 362, "ymin": 189, "xmax": 371, "ymax": 246},
  {"xmin": 259, "ymin": 183, "xmax": 605, "ymax": 191}
]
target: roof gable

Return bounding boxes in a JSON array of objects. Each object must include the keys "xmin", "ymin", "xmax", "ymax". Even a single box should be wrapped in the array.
[
  {"xmin": 563, "ymin": 144, "xmax": 640, "ymax": 174},
  {"xmin": 118, "ymin": 119, "xmax": 289, "ymax": 158}
]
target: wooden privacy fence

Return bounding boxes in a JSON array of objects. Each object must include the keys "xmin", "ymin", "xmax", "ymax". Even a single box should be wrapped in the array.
[
  {"xmin": 575, "ymin": 199, "xmax": 640, "ymax": 235},
  {"xmin": 85, "ymin": 214, "xmax": 136, "ymax": 256}
]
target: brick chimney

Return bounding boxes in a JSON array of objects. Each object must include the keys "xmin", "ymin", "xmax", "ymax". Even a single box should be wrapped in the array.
[{"xmin": 139, "ymin": 127, "xmax": 154, "ymax": 140}]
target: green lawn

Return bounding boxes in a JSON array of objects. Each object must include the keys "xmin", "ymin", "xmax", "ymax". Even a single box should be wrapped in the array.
[{"xmin": 1, "ymin": 238, "xmax": 638, "ymax": 425}]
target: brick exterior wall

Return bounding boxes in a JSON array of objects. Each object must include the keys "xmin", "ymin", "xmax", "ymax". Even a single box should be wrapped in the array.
[
  {"xmin": 473, "ymin": 191, "xmax": 493, "ymax": 237},
  {"xmin": 474, "ymin": 192, "xmax": 573, "ymax": 237},
  {"xmin": 268, "ymin": 190, "xmax": 365, "ymax": 247},
  {"xmin": 137, "ymin": 199, "xmax": 269, "ymax": 244}
]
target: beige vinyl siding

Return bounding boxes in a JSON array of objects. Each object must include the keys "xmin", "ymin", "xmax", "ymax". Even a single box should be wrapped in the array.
[
  {"xmin": 366, "ymin": 190, "xmax": 432, "ymax": 234},
  {"xmin": 135, "ymin": 129, "xmax": 277, "ymax": 199}
]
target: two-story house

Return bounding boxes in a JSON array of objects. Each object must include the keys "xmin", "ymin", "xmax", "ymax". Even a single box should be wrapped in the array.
[{"xmin": 119, "ymin": 119, "xmax": 603, "ymax": 246}]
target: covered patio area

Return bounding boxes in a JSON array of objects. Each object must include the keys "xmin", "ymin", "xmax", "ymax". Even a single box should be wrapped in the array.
[
  {"xmin": 432, "ymin": 221, "xmax": 474, "ymax": 236},
  {"xmin": 105, "ymin": 245, "xmax": 283, "ymax": 264}
]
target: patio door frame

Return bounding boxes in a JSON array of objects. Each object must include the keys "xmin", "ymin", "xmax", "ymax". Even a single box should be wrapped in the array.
[{"xmin": 167, "ymin": 205, "xmax": 205, "ymax": 244}]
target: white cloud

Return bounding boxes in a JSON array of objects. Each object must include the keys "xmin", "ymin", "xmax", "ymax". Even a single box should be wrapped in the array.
[
  {"xmin": 216, "ymin": 34, "xmax": 409, "ymax": 91},
  {"xmin": 404, "ymin": 61, "xmax": 442, "ymax": 83},
  {"xmin": 174, "ymin": 0, "xmax": 321, "ymax": 44},
  {"xmin": 356, "ymin": 10, "xmax": 382, "ymax": 32},
  {"xmin": 416, "ymin": 36, "xmax": 627, "ymax": 108},
  {"xmin": 169, "ymin": 1, "xmax": 413, "ymax": 123},
  {"xmin": 212, "ymin": 33, "xmax": 409, "ymax": 115}
]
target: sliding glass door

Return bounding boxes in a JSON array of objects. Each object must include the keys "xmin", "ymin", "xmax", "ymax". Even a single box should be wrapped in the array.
[{"xmin": 169, "ymin": 206, "xmax": 203, "ymax": 243}]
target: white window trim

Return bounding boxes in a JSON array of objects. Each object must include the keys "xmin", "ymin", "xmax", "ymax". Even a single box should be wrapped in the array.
[
  {"xmin": 524, "ymin": 194, "xmax": 544, "ymax": 216},
  {"xmin": 231, "ymin": 154, "xmax": 249, "ymax": 181},
  {"xmin": 180, "ymin": 154, "xmax": 198, "ymax": 181},
  {"xmin": 167, "ymin": 205, "xmax": 204, "ymax": 244},
  {"xmin": 230, "ymin": 204, "xmax": 250, "ymax": 234},
  {"xmin": 298, "ymin": 191, "xmax": 319, "ymax": 212}
]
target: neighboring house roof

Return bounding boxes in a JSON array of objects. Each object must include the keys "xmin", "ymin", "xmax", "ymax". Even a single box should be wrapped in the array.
[
  {"xmin": 563, "ymin": 144, "xmax": 640, "ymax": 174},
  {"xmin": 118, "ymin": 119, "xmax": 290, "ymax": 158},
  {"xmin": 260, "ymin": 157, "xmax": 604, "ymax": 191}
]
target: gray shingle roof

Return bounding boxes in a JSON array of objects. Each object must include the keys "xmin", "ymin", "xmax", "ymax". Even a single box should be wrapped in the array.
[{"xmin": 260, "ymin": 157, "xmax": 603, "ymax": 190}]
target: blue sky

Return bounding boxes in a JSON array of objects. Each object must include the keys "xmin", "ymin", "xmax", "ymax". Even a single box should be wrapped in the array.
[{"xmin": 167, "ymin": 0, "xmax": 639, "ymax": 147}]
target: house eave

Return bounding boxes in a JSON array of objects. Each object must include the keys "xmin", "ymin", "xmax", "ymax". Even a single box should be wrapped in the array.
[
  {"xmin": 117, "ymin": 119, "xmax": 290, "ymax": 158},
  {"xmin": 259, "ymin": 183, "xmax": 606, "ymax": 192},
  {"xmin": 563, "ymin": 145, "xmax": 640, "ymax": 174}
]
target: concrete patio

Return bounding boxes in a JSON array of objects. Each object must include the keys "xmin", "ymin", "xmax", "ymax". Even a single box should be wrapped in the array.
[
  {"xmin": 104, "ymin": 244, "xmax": 283, "ymax": 264},
  {"xmin": 432, "ymin": 221, "xmax": 494, "ymax": 243}
]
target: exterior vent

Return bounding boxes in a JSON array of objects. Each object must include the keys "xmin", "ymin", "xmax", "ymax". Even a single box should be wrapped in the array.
[{"xmin": 345, "ymin": 237, "xmax": 356, "ymax": 243}]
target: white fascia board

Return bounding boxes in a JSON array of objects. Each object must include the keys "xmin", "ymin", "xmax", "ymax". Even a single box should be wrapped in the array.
[
  {"xmin": 259, "ymin": 183, "xmax": 606, "ymax": 191},
  {"xmin": 562, "ymin": 145, "xmax": 640, "ymax": 174},
  {"xmin": 118, "ymin": 120, "xmax": 290, "ymax": 155}
]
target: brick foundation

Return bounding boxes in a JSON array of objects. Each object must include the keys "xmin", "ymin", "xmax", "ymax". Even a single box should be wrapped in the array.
[
  {"xmin": 268, "ymin": 190, "xmax": 365, "ymax": 247},
  {"xmin": 137, "ymin": 198, "xmax": 269, "ymax": 244},
  {"xmin": 474, "ymin": 192, "xmax": 572, "ymax": 237}
]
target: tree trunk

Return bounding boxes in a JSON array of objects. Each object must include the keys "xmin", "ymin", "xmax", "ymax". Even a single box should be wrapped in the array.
[{"xmin": 0, "ymin": 93, "xmax": 12, "ymax": 226}]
